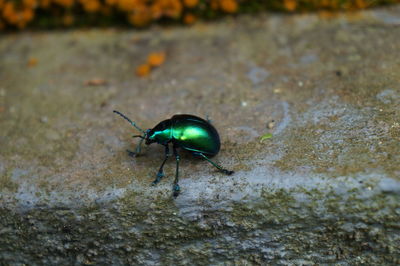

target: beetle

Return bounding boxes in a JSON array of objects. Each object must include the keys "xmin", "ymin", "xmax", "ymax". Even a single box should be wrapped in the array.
[{"xmin": 113, "ymin": 110, "xmax": 234, "ymax": 197}]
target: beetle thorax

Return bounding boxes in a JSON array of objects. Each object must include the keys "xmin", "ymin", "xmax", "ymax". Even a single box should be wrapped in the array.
[{"xmin": 146, "ymin": 119, "xmax": 173, "ymax": 145}]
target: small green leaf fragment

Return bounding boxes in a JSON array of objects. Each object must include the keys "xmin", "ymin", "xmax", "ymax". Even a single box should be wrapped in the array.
[{"xmin": 260, "ymin": 133, "xmax": 273, "ymax": 142}]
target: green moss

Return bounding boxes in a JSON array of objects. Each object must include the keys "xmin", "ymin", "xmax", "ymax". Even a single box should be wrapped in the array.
[{"xmin": 0, "ymin": 169, "xmax": 18, "ymax": 192}]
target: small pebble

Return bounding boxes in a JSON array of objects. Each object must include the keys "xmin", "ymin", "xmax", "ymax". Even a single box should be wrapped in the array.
[
  {"xmin": 40, "ymin": 116, "xmax": 48, "ymax": 123},
  {"xmin": 267, "ymin": 120, "xmax": 275, "ymax": 129}
]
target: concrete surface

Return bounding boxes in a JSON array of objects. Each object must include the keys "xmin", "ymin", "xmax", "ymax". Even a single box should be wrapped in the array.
[{"xmin": 1, "ymin": 5, "xmax": 400, "ymax": 265}]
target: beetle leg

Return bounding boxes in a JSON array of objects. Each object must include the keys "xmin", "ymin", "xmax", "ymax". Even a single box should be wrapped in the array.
[
  {"xmin": 198, "ymin": 153, "xmax": 234, "ymax": 175},
  {"xmin": 172, "ymin": 145, "xmax": 181, "ymax": 198},
  {"xmin": 126, "ymin": 149, "xmax": 136, "ymax": 157},
  {"xmin": 134, "ymin": 136, "xmax": 144, "ymax": 155},
  {"xmin": 127, "ymin": 135, "xmax": 145, "ymax": 157},
  {"xmin": 152, "ymin": 144, "xmax": 169, "ymax": 185}
]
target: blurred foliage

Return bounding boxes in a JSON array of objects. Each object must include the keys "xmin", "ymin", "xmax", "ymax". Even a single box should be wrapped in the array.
[{"xmin": 0, "ymin": 0, "xmax": 399, "ymax": 30}]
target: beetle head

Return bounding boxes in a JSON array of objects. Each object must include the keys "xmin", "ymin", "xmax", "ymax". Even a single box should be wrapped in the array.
[{"xmin": 144, "ymin": 129, "xmax": 154, "ymax": 145}]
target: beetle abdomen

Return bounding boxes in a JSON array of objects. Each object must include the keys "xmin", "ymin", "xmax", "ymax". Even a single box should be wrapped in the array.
[{"xmin": 171, "ymin": 115, "xmax": 220, "ymax": 156}]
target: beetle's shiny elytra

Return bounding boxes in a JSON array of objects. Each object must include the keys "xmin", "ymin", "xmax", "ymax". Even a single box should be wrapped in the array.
[{"xmin": 113, "ymin": 110, "xmax": 234, "ymax": 197}]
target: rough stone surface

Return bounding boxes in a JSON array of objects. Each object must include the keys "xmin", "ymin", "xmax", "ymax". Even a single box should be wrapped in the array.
[{"xmin": 1, "ymin": 6, "xmax": 400, "ymax": 265}]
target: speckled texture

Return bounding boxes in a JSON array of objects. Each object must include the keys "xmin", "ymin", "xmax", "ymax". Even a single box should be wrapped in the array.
[{"xmin": 1, "ymin": 6, "xmax": 400, "ymax": 265}]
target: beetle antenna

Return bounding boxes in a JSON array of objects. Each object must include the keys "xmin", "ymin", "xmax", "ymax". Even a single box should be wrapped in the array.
[{"xmin": 113, "ymin": 110, "xmax": 145, "ymax": 133}]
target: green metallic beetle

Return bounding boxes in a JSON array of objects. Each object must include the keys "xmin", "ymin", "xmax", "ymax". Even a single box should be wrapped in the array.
[{"xmin": 113, "ymin": 110, "xmax": 234, "ymax": 197}]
